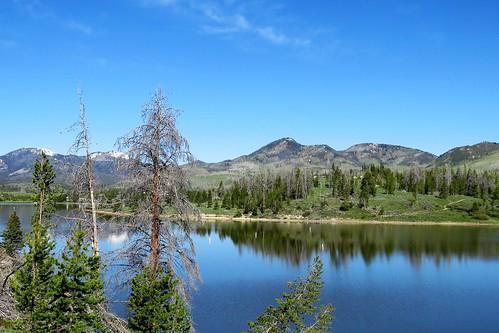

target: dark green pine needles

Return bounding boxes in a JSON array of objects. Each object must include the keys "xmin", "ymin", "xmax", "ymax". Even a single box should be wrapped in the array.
[
  {"xmin": 247, "ymin": 257, "xmax": 334, "ymax": 333},
  {"xmin": 11, "ymin": 153, "xmax": 107, "ymax": 332},
  {"xmin": 128, "ymin": 267, "xmax": 191, "ymax": 333},
  {"xmin": 11, "ymin": 215, "xmax": 57, "ymax": 332},
  {"xmin": 51, "ymin": 225, "xmax": 107, "ymax": 332},
  {"xmin": 1, "ymin": 210, "xmax": 23, "ymax": 256}
]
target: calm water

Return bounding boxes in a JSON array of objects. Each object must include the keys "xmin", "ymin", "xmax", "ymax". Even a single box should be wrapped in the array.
[{"xmin": 2, "ymin": 203, "xmax": 499, "ymax": 332}]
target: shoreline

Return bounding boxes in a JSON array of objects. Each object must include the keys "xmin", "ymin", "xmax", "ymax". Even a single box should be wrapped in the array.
[{"xmin": 93, "ymin": 210, "xmax": 499, "ymax": 227}]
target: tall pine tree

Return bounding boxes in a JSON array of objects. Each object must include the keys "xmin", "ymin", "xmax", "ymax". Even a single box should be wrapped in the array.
[
  {"xmin": 11, "ymin": 153, "xmax": 57, "ymax": 332},
  {"xmin": 11, "ymin": 214, "xmax": 56, "ymax": 332}
]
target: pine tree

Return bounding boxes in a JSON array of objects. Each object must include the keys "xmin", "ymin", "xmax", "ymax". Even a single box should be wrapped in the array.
[
  {"xmin": 359, "ymin": 176, "xmax": 370, "ymax": 209},
  {"xmin": 247, "ymin": 257, "xmax": 334, "ymax": 333},
  {"xmin": 128, "ymin": 267, "xmax": 191, "ymax": 333},
  {"xmin": 32, "ymin": 152, "xmax": 56, "ymax": 221},
  {"xmin": 11, "ymin": 215, "xmax": 56, "ymax": 332},
  {"xmin": 439, "ymin": 179, "xmax": 449, "ymax": 199},
  {"xmin": 51, "ymin": 225, "xmax": 106, "ymax": 332},
  {"xmin": 1, "ymin": 210, "xmax": 23, "ymax": 256},
  {"xmin": 11, "ymin": 153, "xmax": 57, "ymax": 332}
]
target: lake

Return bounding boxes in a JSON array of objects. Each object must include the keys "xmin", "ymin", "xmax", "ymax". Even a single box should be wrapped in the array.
[{"xmin": 2, "ymin": 203, "xmax": 499, "ymax": 332}]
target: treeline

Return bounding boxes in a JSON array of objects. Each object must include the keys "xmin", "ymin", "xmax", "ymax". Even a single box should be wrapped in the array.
[
  {"xmin": 187, "ymin": 164, "xmax": 499, "ymax": 214},
  {"xmin": 0, "ymin": 185, "xmax": 67, "ymax": 203},
  {"xmin": 187, "ymin": 168, "xmax": 317, "ymax": 215}
]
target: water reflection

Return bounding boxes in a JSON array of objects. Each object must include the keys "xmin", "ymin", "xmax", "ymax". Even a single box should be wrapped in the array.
[
  {"xmin": 194, "ymin": 221, "xmax": 499, "ymax": 266},
  {"xmin": 107, "ymin": 232, "xmax": 128, "ymax": 245},
  {"xmin": 2, "ymin": 204, "xmax": 499, "ymax": 268}
]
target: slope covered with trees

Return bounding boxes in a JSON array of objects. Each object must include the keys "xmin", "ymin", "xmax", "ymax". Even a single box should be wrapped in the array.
[{"xmin": 187, "ymin": 163, "xmax": 499, "ymax": 222}]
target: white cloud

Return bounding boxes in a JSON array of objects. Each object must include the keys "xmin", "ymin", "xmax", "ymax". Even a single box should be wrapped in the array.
[
  {"xmin": 65, "ymin": 20, "xmax": 93, "ymax": 35},
  {"xmin": 256, "ymin": 27, "xmax": 310, "ymax": 46},
  {"xmin": 141, "ymin": 0, "xmax": 310, "ymax": 47}
]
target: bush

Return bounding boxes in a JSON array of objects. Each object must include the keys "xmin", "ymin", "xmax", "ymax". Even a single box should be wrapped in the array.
[{"xmin": 339, "ymin": 201, "xmax": 353, "ymax": 211}]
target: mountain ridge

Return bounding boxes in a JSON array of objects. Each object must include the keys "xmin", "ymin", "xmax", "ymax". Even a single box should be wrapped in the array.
[{"xmin": 1, "ymin": 139, "xmax": 498, "ymax": 186}]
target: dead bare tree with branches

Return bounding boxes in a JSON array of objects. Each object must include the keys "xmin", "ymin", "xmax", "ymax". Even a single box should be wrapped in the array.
[
  {"xmin": 117, "ymin": 88, "xmax": 199, "ymax": 292},
  {"xmin": 69, "ymin": 90, "xmax": 99, "ymax": 257}
]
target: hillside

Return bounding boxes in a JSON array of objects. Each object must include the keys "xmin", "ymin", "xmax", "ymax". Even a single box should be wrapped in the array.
[
  {"xmin": 188, "ymin": 138, "xmax": 439, "ymax": 187},
  {"xmin": 434, "ymin": 142, "xmax": 499, "ymax": 169},
  {"xmin": 343, "ymin": 143, "xmax": 436, "ymax": 169}
]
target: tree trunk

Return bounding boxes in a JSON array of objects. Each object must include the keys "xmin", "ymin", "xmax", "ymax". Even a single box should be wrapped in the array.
[
  {"xmin": 150, "ymin": 164, "xmax": 161, "ymax": 275},
  {"xmin": 38, "ymin": 190, "xmax": 44, "ymax": 225},
  {"xmin": 87, "ymin": 155, "xmax": 99, "ymax": 257},
  {"xmin": 150, "ymin": 111, "xmax": 161, "ymax": 276}
]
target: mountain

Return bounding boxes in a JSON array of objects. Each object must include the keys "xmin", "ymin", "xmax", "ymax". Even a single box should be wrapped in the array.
[
  {"xmin": 191, "ymin": 138, "xmax": 355, "ymax": 176},
  {"xmin": 188, "ymin": 138, "xmax": 440, "ymax": 186},
  {"xmin": 0, "ymin": 148, "xmax": 126, "ymax": 186},
  {"xmin": 343, "ymin": 143, "xmax": 436, "ymax": 168},
  {"xmin": 1, "ymin": 139, "xmax": 498, "ymax": 188},
  {"xmin": 434, "ymin": 142, "xmax": 499, "ymax": 170}
]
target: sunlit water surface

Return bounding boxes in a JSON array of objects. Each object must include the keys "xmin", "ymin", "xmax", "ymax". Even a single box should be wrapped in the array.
[{"xmin": 2, "ymin": 203, "xmax": 499, "ymax": 332}]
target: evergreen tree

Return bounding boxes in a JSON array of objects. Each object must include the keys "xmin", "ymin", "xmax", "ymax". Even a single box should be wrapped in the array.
[
  {"xmin": 358, "ymin": 176, "xmax": 370, "ymax": 209},
  {"xmin": 247, "ymin": 257, "xmax": 334, "ymax": 333},
  {"xmin": 1, "ymin": 210, "xmax": 23, "ymax": 256},
  {"xmin": 439, "ymin": 179, "xmax": 449, "ymax": 199},
  {"xmin": 217, "ymin": 180, "xmax": 224, "ymax": 198},
  {"xmin": 32, "ymin": 152, "xmax": 56, "ymax": 219},
  {"xmin": 51, "ymin": 225, "xmax": 106, "ymax": 332},
  {"xmin": 128, "ymin": 267, "xmax": 191, "ymax": 333},
  {"xmin": 11, "ymin": 153, "xmax": 57, "ymax": 332},
  {"xmin": 494, "ymin": 178, "xmax": 499, "ymax": 204},
  {"xmin": 11, "ymin": 215, "xmax": 56, "ymax": 332},
  {"xmin": 207, "ymin": 190, "xmax": 213, "ymax": 208}
]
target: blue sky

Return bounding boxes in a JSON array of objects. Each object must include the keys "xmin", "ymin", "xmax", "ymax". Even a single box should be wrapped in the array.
[{"xmin": 0, "ymin": 0, "xmax": 498, "ymax": 162}]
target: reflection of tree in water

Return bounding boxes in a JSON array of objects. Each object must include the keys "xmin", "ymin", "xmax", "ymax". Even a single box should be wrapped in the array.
[{"xmin": 195, "ymin": 222, "xmax": 499, "ymax": 266}]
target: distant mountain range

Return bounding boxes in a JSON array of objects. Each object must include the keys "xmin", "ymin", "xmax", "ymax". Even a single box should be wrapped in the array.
[
  {"xmin": 189, "ymin": 138, "xmax": 499, "ymax": 185},
  {"xmin": 0, "ymin": 148, "xmax": 127, "ymax": 186},
  {"xmin": 0, "ymin": 139, "xmax": 498, "ymax": 186}
]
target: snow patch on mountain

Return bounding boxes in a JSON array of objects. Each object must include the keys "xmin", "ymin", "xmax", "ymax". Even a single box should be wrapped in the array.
[
  {"xmin": 9, "ymin": 168, "xmax": 31, "ymax": 177},
  {"xmin": 91, "ymin": 151, "xmax": 129, "ymax": 160}
]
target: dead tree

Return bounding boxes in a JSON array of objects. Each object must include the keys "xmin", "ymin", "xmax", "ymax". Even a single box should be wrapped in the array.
[
  {"xmin": 117, "ymin": 88, "xmax": 199, "ymax": 288},
  {"xmin": 69, "ymin": 90, "xmax": 99, "ymax": 257}
]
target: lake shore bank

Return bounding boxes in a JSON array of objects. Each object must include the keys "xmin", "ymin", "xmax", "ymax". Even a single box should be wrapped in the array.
[{"xmin": 92, "ymin": 209, "xmax": 499, "ymax": 227}]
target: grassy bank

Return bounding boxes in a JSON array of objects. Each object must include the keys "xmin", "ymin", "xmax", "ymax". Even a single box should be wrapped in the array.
[
  {"xmin": 194, "ymin": 189, "xmax": 499, "ymax": 224},
  {"xmin": 0, "ymin": 192, "xmax": 36, "ymax": 203},
  {"xmin": 93, "ymin": 190, "xmax": 499, "ymax": 226}
]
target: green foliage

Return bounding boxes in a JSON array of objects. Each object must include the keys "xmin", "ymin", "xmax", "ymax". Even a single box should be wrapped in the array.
[
  {"xmin": 48, "ymin": 185, "xmax": 68, "ymax": 203},
  {"xmin": 10, "ymin": 155, "xmax": 107, "ymax": 332},
  {"xmin": 247, "ymin": 257, "xmax": 334, "ymax": 333},
  {"xmin": 187, "ymin": 163, "xmax": 499, "ymax": 223},
  {"xmin": 358, "ymin": 175, "xmax": 371, "ymax": 209},
  {"xmin": 51, "ymin": 225, "xmax": 107, "ymax": 332},
  {"xmin": 0, "ymin": 192, "xmax": 36, "ymax": 203},
  {"xmin": 11, "ymin": 221, "xmax": 107, "ymax": 332},
  {"xmin": 439, "ymin": 179, "xmax": 449, "ymax": 199},
  {"xmin": 128, "ymin": 267, "xmax": 191, "ymax": 333},
  {"xmin": 1, "ymin": 210, "xmax": 23, "ymax": 256},
  {"xmin": 11, "ymin": 215, "xmax": 56, "ymax": 332},
  {"xmin": 32, "ymin": 152, "xmax": 56, "ymax": 195}
]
